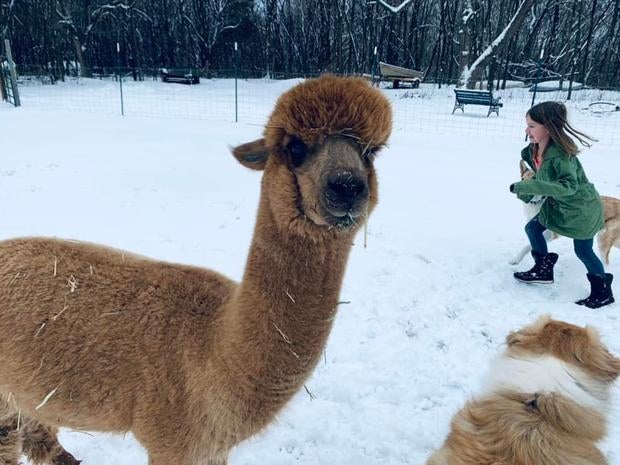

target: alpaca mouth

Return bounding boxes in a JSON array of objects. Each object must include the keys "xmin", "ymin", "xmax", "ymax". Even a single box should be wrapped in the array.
[{"xmin": 326, "ymin": 209, "xmax": 364, "ymax": 230}]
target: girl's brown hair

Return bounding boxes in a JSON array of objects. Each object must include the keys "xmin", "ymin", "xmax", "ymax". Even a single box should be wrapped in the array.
[{"xmin": 527, "ymin": 101, "xmax": 596, "ymax": 156}]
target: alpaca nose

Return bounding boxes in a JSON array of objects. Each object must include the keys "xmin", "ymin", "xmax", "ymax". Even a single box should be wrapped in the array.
[{"xmin": 325, "ymin": 170, "xmax": 368, "ymax": 215}]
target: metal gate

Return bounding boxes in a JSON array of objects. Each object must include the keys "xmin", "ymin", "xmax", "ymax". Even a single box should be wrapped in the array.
[
  {"xmin": 1, "ymin": 60, "xmax": 16, "ymax": 105},
  {"xmin": 1, "ymin": 39, "xmax": 20, "ymax": 107}
]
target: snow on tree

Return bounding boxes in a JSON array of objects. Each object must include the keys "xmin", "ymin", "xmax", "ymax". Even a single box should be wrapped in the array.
[
  {"xmin": 459, "ymin": 0, "xmax": 536, "ymax": 89},
  {"xmin": 376, "ymin": 0, "xmax": 415, "ymax": 14}
]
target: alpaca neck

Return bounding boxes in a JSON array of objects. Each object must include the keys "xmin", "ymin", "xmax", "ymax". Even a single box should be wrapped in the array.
[{"xmin": 216, "ymin": 189, "xmax": 355, "ymax": 417}]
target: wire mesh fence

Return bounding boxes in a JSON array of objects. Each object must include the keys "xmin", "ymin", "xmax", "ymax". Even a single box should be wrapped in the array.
[{"xmin": 10, "ymin": 65, "xmax": 620, "ymax": 147}]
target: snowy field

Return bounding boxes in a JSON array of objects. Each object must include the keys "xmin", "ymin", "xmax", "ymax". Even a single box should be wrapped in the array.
[
  {"xmin": 15, "ymin": 75, "xmax": 620, "ymax": 146},
  {"xmin": 1, "ymin": 79, "xmax": 619, "ymax": 464}
]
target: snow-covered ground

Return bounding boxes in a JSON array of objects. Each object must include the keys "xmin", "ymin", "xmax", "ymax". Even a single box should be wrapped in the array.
[
  {"xmin": 15, "ymin": 76, "xmax": 620, "ymax": 146},
  {"xmin": 1, "ymin": 79, "xmax": 619, "ymax": 465}
]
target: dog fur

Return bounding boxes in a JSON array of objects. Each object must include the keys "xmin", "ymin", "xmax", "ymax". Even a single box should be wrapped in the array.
[
  {"xmin": 427, "ymin": 315, "xmax": 620, "ymax": 465},
  {"xmin": 510, "ymin": 160, "xmax": 620, "ymax": 265}
]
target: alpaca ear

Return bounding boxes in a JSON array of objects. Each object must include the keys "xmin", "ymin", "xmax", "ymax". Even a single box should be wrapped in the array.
[{"xmin": 231, "ymin": 138, "xmax": 270, "ymax": 170}]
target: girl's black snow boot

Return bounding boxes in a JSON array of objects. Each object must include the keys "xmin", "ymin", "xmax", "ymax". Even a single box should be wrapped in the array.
[
  {"xmin": 513, "ymin": 252, "xmax": 559, "ymax": 284},
  {"xmin": 576, "ymin": 273, "xmax": 615, "ymax": 309}
]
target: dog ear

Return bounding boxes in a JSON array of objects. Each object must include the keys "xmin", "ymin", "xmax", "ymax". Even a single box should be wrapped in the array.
[
  {"xmin": 506, "ymin": 315, "xmax": 551, "ymax": 348},
  {"xmin": 520, "ymin": 160, "xmax": 535, "ymax": 180},
  {"xmin": 583, "ymin": 326, "xmax": 620, "ymax": 381},
  {"xmin": 231, "ymin": 138, "xmax": 269, "ymax": 170}
]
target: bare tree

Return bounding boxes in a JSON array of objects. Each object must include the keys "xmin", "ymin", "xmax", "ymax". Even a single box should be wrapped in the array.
[
  {"xmin": 3, "ymin": 0, "xmax": 619, "ymax": 89},
  {"xmin": 460, "ymin": 0, "xmax": 536, "ymax": 88}
]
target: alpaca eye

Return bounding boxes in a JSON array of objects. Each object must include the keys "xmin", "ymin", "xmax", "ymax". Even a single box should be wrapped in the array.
[
  {"xmin": 288, "ymin": 139, "xmax": 307, "ymax": 167},
  {"xmin": 364, "ymin": 149, "xmax": 377, "ymax": 164}
]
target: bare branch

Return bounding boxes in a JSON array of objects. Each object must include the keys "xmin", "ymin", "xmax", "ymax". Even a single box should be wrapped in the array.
[{"xmin": 375, "ymin": 0, "xmax": 415, "ymax": 14}]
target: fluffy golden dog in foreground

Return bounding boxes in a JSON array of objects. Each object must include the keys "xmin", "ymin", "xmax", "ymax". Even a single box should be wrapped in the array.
[{"xmin": 427, "ymin": 315, "xmax": 620, "ymax": 465}]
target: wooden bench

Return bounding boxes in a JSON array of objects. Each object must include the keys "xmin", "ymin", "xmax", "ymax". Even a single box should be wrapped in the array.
[
  {"xmin": 378, "ymin": 62, "xmax": 424, "ymax": 89},
  {"xmin": 161, "ymin": 68, "xmax": 200, "ymax": 85},
  {"xmin": 452, "ymin": 89, "xmax": 503, "ymax": 117}
]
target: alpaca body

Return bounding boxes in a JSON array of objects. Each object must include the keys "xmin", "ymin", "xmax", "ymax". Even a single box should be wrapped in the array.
[
  {"xmin": 0, "ymin": 205, "xmax": 349, "ymax": 463},
  {"xmin": 0, "ymin": 75, "xmax": 392, "ymax": 465}
]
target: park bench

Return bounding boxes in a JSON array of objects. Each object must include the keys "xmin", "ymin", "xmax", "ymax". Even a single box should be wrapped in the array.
[
  {"xmin": 452, "ymin": 89, "xmax": 503, "ymax": 117},
  {"xmin": 161, "ymin": 68, "xmax": 200, "ymax": 85},
  {"xmin": 378, "ymin": 62, "xmax": 423, "ymax": 89}
]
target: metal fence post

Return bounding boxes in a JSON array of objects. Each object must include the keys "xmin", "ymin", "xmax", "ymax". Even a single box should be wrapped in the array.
[
  {"xmin": 117, "ymin": 41, "xmax": 125, "ymax": 116},
  {"xmin": 234, "ymin": 41, "xmax": 238, "ymax": 123},
  {"xmin": 371, "ymin": 46, "xmax": 378, "ymax": 86}
]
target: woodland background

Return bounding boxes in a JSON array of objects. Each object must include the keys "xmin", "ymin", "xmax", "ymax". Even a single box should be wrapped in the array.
[{"xmin": 1, "ymin": 0, "xmax": 619, "ymax": 89}]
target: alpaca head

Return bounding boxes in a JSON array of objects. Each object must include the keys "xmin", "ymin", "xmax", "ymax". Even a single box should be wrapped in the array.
[{"xmin": 233, "ymin": 75, "xmax": 392, "ymax": 236}]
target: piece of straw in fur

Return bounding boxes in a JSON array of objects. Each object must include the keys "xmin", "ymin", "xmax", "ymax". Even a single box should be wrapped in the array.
[
  {"xmin": 67, "ymin": 275, "xmax": 79, "ymax": 293},
  {"xmin": 35, "ymin": 322, "xmax": 46, "ymax": 337},
  {"xmin": 8, "ymin": 272, "xmax": 25, "ymax": 286},
  {"xmin": 304, "ymin": 384, "xmax": 316, "ymax": 400},
  {"xmin": 35, "ymin": 388, "xmax": 58, "ymax": 410},
  {"xmin": 273, "ymin": 323, "xmax": 292, "ymax": 344},
  {"xmin": 52, "ymin": 305, "xmax": 69, "ymax": 321},
  {"xmin": 7, "ymin": 392, "xmax": 21, "ymax": 430}
]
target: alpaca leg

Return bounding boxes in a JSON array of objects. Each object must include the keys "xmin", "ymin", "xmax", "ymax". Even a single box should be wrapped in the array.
[
  {"xmin": 21, "ymin": 421, "xmax": 81, "ymax": 465},
  {"xmin": 208, "ymin": 457, "xmax": 228, "ymax": 465},
  {"xmin": 148, "ymin": 451, "xmax": 227, "ymax": 465},
  {"xmin": 0, "ymin": 419, "xmax": 21, "ymax": 465},
  {"xmin": 148, "ymin": 452, "xmax": 191, "ymax": 465}
]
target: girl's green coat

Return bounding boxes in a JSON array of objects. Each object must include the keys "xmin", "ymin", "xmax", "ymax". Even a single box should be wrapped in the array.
[{"xmin": 513, "ymin": 143, "xmax": 604, "ymax": 239}]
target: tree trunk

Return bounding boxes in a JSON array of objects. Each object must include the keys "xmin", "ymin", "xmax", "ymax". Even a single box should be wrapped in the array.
[
  {"xmin": 461, "ymin": 0, "xmax": 536, "ymax": 88},
  {"xmin": 581, "ymin": 0, "xmax": 599, "ymax": 85},
  {"xmin": 568, "ymin": 0, "xmax": 585, "ymax": 100}
]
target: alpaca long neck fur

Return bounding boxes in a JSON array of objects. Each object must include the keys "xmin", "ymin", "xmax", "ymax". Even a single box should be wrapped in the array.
[{"xmin": 212, "ymin": 184, "xmax": 354, "ymax": 430}]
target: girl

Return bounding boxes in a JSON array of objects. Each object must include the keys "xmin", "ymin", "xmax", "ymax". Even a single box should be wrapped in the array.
[{"xmin": 510, "ymin": 101, "xmax": 614, "ymax": 309}]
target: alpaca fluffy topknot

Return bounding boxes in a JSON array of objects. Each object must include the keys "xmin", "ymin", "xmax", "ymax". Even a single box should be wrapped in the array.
[{"xmin": 264, "ymin": 75, "xmax": 392, "ymax": 151}]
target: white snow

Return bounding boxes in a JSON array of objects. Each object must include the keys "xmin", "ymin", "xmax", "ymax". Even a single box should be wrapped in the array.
[
  {"xmin": 531, "ymin": 80, "xmax": 585, "ymax": 92},
  {"xmin": 1, "ymin": 78, "xmax": 619, "ymax": 465}
]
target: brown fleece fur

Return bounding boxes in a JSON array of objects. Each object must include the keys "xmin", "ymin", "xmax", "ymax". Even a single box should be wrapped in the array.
[
  {"xmin": 427, "ymin": 316, "xmax": 620, "ymax": 465},
  {"xmin": 0, "ymin": 75, "xmax": 392, "ymax": 465},
  {"xmin": 264, "ymin": 74, "xmax": 392, "ymax": 152}
]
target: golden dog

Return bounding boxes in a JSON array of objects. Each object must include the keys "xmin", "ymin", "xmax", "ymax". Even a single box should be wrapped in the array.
[
  {"xmin": 427, "ymin": 315, "xmax": 620, "ymax": 465},
  {"xmin": 510, "ymin": 159, "xmax": 620, "ymax": 265}
]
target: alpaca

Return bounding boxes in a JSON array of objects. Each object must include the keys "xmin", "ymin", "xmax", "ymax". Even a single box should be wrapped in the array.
[{"xmin": 0, "ymin": 75, "xmax": 392, "ymax": 465}]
